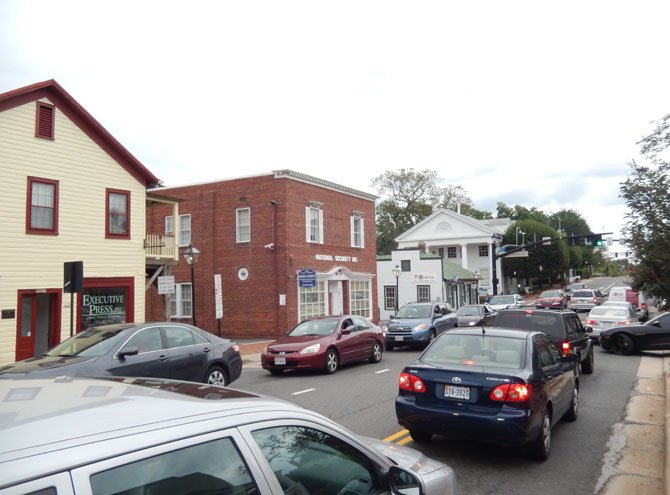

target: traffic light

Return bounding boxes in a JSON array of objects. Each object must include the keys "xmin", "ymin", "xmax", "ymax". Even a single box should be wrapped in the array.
[{"xmin": 593, "ymin": 234, "xmax": 604, "ymax": 247}]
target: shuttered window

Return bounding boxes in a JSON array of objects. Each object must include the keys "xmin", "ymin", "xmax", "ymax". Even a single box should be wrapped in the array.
[{"xmin": 35, "ymin": 102, "xmax": 55, "ymax": 139}]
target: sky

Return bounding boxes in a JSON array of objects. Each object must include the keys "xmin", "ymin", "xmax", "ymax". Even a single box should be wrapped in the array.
[{"xmin": 2, "ymin": 1, "xmax": 669, "ymax": 239}]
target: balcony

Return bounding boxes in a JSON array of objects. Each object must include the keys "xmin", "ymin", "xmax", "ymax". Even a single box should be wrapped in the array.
[{"xmin": 144, "ymin": 233, "xmax": 177, "ymax": 264}]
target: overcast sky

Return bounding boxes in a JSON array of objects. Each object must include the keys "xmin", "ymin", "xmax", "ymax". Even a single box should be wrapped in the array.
[{"xmin": 2, "ymin": 1, "xmax": 669, "ymax": 238}]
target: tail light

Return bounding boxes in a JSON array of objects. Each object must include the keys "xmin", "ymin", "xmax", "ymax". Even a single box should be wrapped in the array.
[
  {"xmin": 592, "ymin": 297, "xmax": 597, "ymax": 303},
  {"xmin": 616, "ymin": 321, "xmax": 631, "ymax": 325},
  {"xmin": 561, "ymin": 341, "xmax": 571, "ymax": 357},
  {"xmin": 399, "ymin": 372, "xmax": 426, "ymax": 393},
  {"xmin": 585, "ymin": 319, "xmax": 597, "ymax": 325},
  {"xmin": 232, "ymin": 345, "xmax": 240, "ymax": 353},
  {"xmin": 490, "ymin": 383, "xmax": 530, "ymax": 402},
  {"xmin": 641, "ymin": 303, "xmax": 647, "ymax": 310}
]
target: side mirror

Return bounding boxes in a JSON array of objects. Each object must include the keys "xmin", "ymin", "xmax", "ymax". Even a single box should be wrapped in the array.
[
  {"xmin": 388, "ymin": 466, "xmax": 424, "ymax": 495},
  {"xmin": 583, "ymin": 325, "xmax": 593, "ymax": 333},
  {"xmin": 118, "ymin": 346, "xmax": 139, "ymax": 359},
  {"xmin": 390, "ymin": 314, "xmax": 396, "ymax": 320}
]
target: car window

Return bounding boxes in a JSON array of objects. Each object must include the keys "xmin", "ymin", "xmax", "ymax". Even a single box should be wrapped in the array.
[
  {"xmin": 352, "ymin": 316, "xmax": 369, "ymax": 330},
  {"xmin": 655, "ymin": 314, "xmax": 670, "ymax": 330},
  {"xmin": 164, "ymin": 325, "xmax": 199, "ymax": 348},
  {"xmin": 290, "ymin": 320, "xmax": 338, "ymax": 336},
  {"xmin": 572, "ymin": 290, "xmax": 592, "ymax": 298},
  {"xmin": 564, "ymin": 315, "xmax": 583, "ymax": 333},
  {"xmin": 123, "ymin": 327, "xmax": 164, "ymax": 353},
  {"xmin": 46, "ymin": 327, "xmax": 128, "ymax": 357},
  {"xmin": 89, "ymin": 437, "xmax": 258, "ymax": 495},
  {"xmin": 251, "ymin": 426, "xmax": 380, "ymax": 495},
  {"xmin": 495, "ymin": 311, "xmax": 563, "ymax": 338},
  {"xmin": 535, "ymin": 335, "xmax": 561, "ymax": 367},
  {"xmin": 396, "ymin": 305, "xmax": 431, "ymax": 319},
  {"xmin": 421, "ymin": 334, "xmax": 525, "ymax": 368}
]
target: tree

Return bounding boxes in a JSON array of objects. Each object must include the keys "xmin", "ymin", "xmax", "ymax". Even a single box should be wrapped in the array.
[{"xmin": 496, "ymin": 202, "xmax": 549, "ymax": 224}]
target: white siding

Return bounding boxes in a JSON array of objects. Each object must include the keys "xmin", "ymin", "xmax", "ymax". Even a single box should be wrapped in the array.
[{"xmin": 0, "ymin": 98, "xmax": 147, "ymax": 365}]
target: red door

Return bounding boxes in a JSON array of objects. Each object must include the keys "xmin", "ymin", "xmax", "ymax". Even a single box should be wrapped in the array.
[{"xmin": 16, "ymin": 291, "xmax": 61, "ymax": 361}]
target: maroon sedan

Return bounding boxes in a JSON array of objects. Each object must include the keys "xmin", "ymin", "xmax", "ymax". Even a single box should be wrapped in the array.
[
  {"xmin": 261, "ymin": 315, "xmax": 385, "ymax": 375},
  {"xmin": 536, "ymin": 289, "xmax": 568, "ymax": 309}
]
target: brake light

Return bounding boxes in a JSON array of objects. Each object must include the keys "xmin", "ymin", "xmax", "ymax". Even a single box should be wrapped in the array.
[
  {"xmin": 490, "ymin": 383, "xmax": 530, "ymax": 402},
  {"xmin": 616, "ymin": 321, "xmax": 631, "ymax": 325},
  {"xmin": 641, "ymin": 303, "xmax": 647, "ymax": 310},
  {"xmin": 399, "ymin": 372, "xmax": 426, "ymax": 393},
  {"xmin": 585, "ymin": 319, "xmax": 597, "ymax": 325},
  {"xmin": 561, "ymin": 341, "xmax": 571, "ymax": 357},
  {"xmin": 592, "ymin": 298, "xmax": 597, "ymax": 303},
  {"xmin": 232, "ymin": 345, "xmax": 240, "ymax": 353}
]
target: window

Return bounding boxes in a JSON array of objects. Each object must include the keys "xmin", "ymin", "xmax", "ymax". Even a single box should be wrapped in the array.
[
  {"xmin": 299, "ymin": 282, "xmax": 326, "ymax": 319},
  {"xmin": 417, "ymin": 285, "xmax": 431, "ymax": 302},
  {"xmin": 252, "ymin": 426, "xmax": 379, "ymax": 495},
  {"xmin": 447, "ymin": 246, "xmax": 458, "ymax": 258},
  {"xmin": 400, "ymin": 260, "xmax": 411, "ymax": 272},
  {"xmin": 478, "ymin": 244, "xmax": 489, "ymax": 257},
  {"xmin": 384, "ymin": 286, "xmax": 397, "ymax": 310},
  {"xmin": 122, "ymin": 327, "xmax": 164, "ymax": 354},
  {"xmin": 106, "ymin": 189, "xmax": 130, "ymax": 238},
  {"xmin": 351, "ymin": 213, "xmax": 364, "ymax": 248},
  {"xmin": 90, "ymin": 437, "xmax": 258, "ymax": 495},
  {"xmin": 171, "ymin": 283, "xmax": 193, "ymax": 318},
  {"xmin": 164, "ymin": 325, "xmax": 207, "ymax": 348},
  {"xmin": 305, "ymin": 206, "xmax": 324, "ymax": 244},
  {"xmin": 165, "ymin": 214, "xmax": 191, "ymax": 246},
  {"xmin": 35, "ymin": 101, "xmax": 55, "ymax": 139},
  {"xmin": 438, "ymin": 248, "xmax": 444, "ymax": 258},
  {"xmin": 236, "ymin": 208, "xmax": 251, "ymax": 243},
  {"xmin": 350, "ymin": 280, "xmax": 371, "ymax": 318},
  {"xmin": 26, "ymin": 177, "xmax": 58, "ymax": 234}
]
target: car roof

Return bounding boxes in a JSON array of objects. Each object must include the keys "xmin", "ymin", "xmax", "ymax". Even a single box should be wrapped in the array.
[
  {"xmin": 0, "ymin": 377, "xmax": 323, "ymax": 487},
  {"xmin": 439, "ymin": 327, "xmax": 534, "ymax": 340}
]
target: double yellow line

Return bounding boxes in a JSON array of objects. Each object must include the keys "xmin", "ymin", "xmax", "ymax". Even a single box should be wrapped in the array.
[{"xmin": 384, "ymin": 429, "xmax": 413, "ymax": 446}]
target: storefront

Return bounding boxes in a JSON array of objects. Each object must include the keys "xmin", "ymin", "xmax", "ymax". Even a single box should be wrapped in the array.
[{"xmin": 79, "ymin": 277, "xmax": 135, "ymax": 331}]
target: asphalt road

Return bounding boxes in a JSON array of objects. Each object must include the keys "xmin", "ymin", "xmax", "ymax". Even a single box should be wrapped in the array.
[{"xmin": 236, "ymin": 341, "xmax": 640, "ymax": 495}]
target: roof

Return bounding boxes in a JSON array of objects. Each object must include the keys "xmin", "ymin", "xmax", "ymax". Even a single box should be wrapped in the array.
[
  {"xmin": 441, "ymin": 258, "xmax": 478, "ymax": 281},
  {"xmin": 0, "ymin": 79, "xmax": 160, "ymax": 188},
  {"xmin": 395, "ymin": 208, "xmax": 511, "ymax": 243}
]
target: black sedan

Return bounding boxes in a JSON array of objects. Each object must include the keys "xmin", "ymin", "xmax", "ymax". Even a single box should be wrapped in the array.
[
  {"xmin": 600, "ymin": 312, "xmax": 670, "ymax": 355},
  {"xmin": 455, "ymin": 304, "xmax": 496, "ymax": 327},
  {"xmin": 0, "ymin": 322, "xmax": 243, "ymax": 386},
  {"xmin": 395, "ymin": 327, "xmax": 578, "ymax": 461}
]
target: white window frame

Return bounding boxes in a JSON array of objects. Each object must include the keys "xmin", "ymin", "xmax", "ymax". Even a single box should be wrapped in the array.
[
  {"xmin": 447, "ymin": 246, "xmax": 457, "ymax": 258},
  {"xmin": 165, "ymin": 214, "xmax": 191, "ymax": 246},
  {"xmin": 479, "ymin": 244, "xmax": 489, "ymax": 257},
  {"xmin": 417, "ymin": 285, "xmax": 431, "ymax": 302},
  {"xmin": 236, "ymin": 207, "xmax": 251, "ymax": 243},
  {"xmin": 350, "ymin": 214, "xmax": 365, "ymax": 248},
  {"xmin": 349, "ymin": 280, "xmax": 371, "ymax": 318},
  {"xmin": 298, "ymin": 281, "xmax": 326, "ymax": 320},
  {"xmin": 305, "ymin": 206, "xmax": 324, "ymax": 244},
  {"xmin": 170, "ymin": 283, "xmax": 192, "ymax": 318},
  {"xmin": 384, "ymin": 286, "xmax": 397, "ymax": 310}
]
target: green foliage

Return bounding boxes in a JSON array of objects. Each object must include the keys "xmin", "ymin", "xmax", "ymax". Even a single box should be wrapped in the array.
[
  {"xmin": 548, "ymin": 209, "xmax": 592, "ymax": 237},
  {"xmin": 496, "ymin": 203, "xmax": 549, "ymax": 224}
]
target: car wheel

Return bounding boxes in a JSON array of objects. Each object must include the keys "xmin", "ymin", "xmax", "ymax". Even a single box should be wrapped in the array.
[
  {"xmin": 409, "ymin": 430, "xmax": 432, "ymax": 443},
  {"xmin": 529, "ymin": 409, "xmax": 551, "ymax": 461},
  {"xmin": 613, "ymin": 334, "xmax": 635, "ymax": 355},
  {"xmin": 564, "ymin": 385, "xmax": 578, "ymax": 422},
  {"xmin": 324, "ymin": 349, "xmax": 339, "ymax": 374},
  {"xmin": 204, "ymin": 365, "xmax": 228, "ymax": 387},
  {"xmin": 269, "ymin": 369, "xmax": 284, "ymax": 376},
  {"xmin": 580, "ymin": 347, "xmax": 594, "ymax": 374},
  {"xmin": 369, "ymin": 341, "xmax": 383, "ymax": 363},
  {"xmin": 425, "ymin": 330, "xmax": 437, "ymax": 347}
]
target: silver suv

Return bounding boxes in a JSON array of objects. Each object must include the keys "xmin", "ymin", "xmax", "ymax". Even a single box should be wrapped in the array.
[
  {"xmin": 0, "ymin": 377, "xmax": 459, "ymax": 495},
  {"xmin": 570, "ymin": 289, "xmax": 605, "ymax": 312}
]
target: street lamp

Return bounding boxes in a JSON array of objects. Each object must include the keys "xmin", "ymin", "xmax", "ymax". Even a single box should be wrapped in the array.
[
  {"xmin": 392, "ymin": 265, "xmax": 401, "ymax": 313},
  {"xmin": 516, "ymin": 227, "xmax": 526, "ymax": 246},
  {"xmin": 183, "ymin": 244, "xmax": 201, "ymax": 326}
]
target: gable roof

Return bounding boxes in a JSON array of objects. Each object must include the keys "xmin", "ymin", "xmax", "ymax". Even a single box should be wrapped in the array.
[
  {"xmin": 0, "ymin": 79, "xmax": 160, "ymax": 188},
  {"xmin": 395, "ymin": 208, "xmax": 510, "ymax": 242},
  {"xmin": 441, "ymin": 258, "xmax": 478, "ymax": 281}
]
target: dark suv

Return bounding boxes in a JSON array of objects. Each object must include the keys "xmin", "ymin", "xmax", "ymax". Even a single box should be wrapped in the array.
[
  {"xmin": 383, "ymin": 302, "xmax": 456, "ymax": 350},
  {"xmin": 493, "ymin": 309, "xmax": 595, "ymax": 374}
]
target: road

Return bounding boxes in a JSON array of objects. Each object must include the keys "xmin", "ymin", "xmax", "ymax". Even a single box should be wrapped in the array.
[{"xmin": 237, "ymin": 345, "xmax": 640, "ymax": 494}]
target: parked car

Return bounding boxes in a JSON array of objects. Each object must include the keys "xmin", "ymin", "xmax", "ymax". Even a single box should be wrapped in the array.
[
  {"xmin": 493, "ymin": 309, "xmax": 595, "ymax": 374},
  {"xmin": 488, "ymin": 294, "xmax": 524, "ymax": 311},
  {"xmin": 536, "ymin": 290, "xmax": 568, "ymax": 310},
  {"xmin": 382, "ymin": 302, "xmax": 456, "ymax": 350},
  {"xmin": 569, "ymin": 289, "xmax": 606, "ymax": 312},
  {"xmin": 0, "ymin": 322, "xmax": 242, "ymax": 386},
  {"xmin": 600, "ymin": 312, "xmax": 670, "ymax": 355},
  {"xmin": 0, "ymin": 376, "xmax": 460, "ymax": 495},
  {"xmin": 585, "ymin": 305, "xmax": 639, "ymax": 343},
  {"xmin": 261, "ymin": 315, "xmax": 384, "ymax": 374},
  {"xmin": 395, "ymin": 327, "xmax": 579, "ymax": 461},
  {"xmin": 455, "ymin": 304, "xmax": 497, "ymax": 327}
]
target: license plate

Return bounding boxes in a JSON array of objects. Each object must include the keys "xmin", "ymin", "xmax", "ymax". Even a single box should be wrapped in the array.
[
  {"xmin": 274, "ymin": 356, "xmax": 286, "ymax": 365},
  {"xmin": 395, "ymin": 336, "xmax": 404, "ymax": 342},
  {"xmin": 444, "ymin": 385, "xmax": 470, "ymax": 400}
]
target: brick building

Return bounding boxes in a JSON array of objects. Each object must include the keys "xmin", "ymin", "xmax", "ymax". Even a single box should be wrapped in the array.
[{"xmin": 146, "ymin": 170, "xmax": 378, "ymax": 339}]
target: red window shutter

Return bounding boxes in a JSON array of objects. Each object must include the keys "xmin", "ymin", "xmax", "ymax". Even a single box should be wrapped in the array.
[{"xmin": 36, "ymin": 102, "xmax": 55, "ymax": 139}]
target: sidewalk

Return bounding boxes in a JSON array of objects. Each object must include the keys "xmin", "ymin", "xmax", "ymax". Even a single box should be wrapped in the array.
[{"xmin": 235, "ymin": 339, "xmax": 668, "ymax": 494}]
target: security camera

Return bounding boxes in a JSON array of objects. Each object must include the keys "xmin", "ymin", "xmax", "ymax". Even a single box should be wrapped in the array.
[{"xmin": 264, "ymin": 243, "xmax": 274, "ymax": 249}]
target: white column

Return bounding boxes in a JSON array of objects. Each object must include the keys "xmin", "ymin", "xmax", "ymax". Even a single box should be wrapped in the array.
[{"xmin": 460, "ymin": 244, "xmax": 469, "ymax": 270}]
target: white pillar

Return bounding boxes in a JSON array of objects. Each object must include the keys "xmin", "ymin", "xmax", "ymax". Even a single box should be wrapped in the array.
[{"xmin": 460, "ymin": 244, "xmax": 469, "ymax": 270}]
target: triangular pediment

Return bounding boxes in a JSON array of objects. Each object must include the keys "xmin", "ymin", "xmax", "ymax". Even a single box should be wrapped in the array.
[{"xmin": 396, "ymin": 209, "xmax": 510, "ymax": 243}]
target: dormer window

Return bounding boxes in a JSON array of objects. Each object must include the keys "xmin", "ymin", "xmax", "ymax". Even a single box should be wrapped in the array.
[{"xmin": 35, "ymin": 102, "xmax": 55, "ymax": 140}]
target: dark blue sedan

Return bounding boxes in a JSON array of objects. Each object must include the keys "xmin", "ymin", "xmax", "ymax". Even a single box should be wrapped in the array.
[{"xmin": 395, "ymin": 327, "xmax": 578, "ymax": 460}]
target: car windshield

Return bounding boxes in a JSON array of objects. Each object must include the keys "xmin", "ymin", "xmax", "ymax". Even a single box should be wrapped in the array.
[
  {"xmin": 289, "ymin": 319, "xmax": 338, "ymax": 336},
  {"xmin": 457, "ymin": 306, "xmax": 481, "ymax": 316},
  {"xmin": 395, "ymin": 305, "xmax": 432, "ymax": 319},
  {"xmin": 589, "ymin": 307, "xmax": 629, "ymax": 318},
  {"xmin": 572, "ymin": 290, "xmax": 593, "ymax": 298},
  {"xmin": 421, "ymin": 334, "xmax": 525, "ymax": 369},
  {"xmin": 45, "ymin": 326, "xmax": 131, "ymax": 357},
  {"xmin": 540, "ymin": 290, "xmax": 560, "ymax": 298},
  {"xmin": 489, "ymin": 296, "xmax": 514, "ymax": 305}
]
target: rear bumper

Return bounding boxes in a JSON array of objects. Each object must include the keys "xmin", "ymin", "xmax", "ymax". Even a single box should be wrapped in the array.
[{"xmin": 395, "ymin": 395, "xmax": 539, "ymax": 446}]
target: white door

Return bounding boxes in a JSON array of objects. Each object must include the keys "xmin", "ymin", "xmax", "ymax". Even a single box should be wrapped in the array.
[{"xmin": 329, "ymin": 281, "xmax": 343, "ymax": 315}]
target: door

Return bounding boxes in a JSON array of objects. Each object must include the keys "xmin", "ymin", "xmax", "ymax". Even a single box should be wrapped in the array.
[
  {"xmin": 329, "ymin": 281, "xmax": 343, "ymax": 316},
  {"xmin": 16, "ymin": 291, "xmax": 60, "ymax": 361},
  {"xmin": 112, "ymin": 327, "xmax": 171, "ymax": 378},
  {"xmin": 163, "ymin": 325, "xmax": 210, "ymax": 382}
]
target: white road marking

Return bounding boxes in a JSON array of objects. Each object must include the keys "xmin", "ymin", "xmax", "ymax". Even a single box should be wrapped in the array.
[
  {"xmin": 376, "ymin": 369, "xmax": 390, "ymax": 374},
  {"xmin": 292, "ymin": 388, "xmax": 316, "ymax": 395}
]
